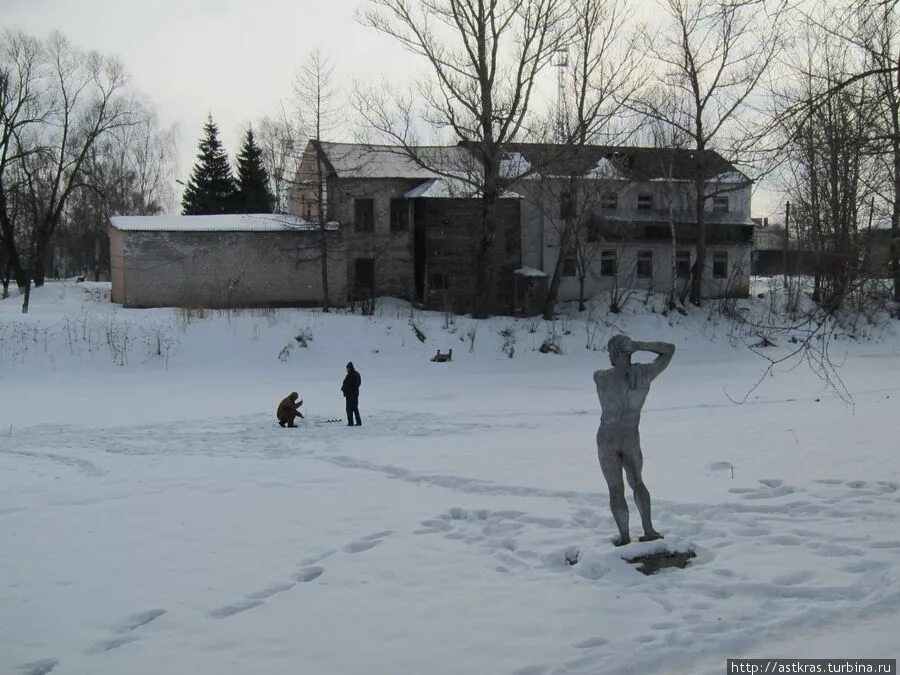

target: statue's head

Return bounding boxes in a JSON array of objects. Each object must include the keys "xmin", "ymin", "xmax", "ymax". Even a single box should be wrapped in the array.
[{"xmin": 607, "ymin": 334, "xmax": 632, "ymax": 367}]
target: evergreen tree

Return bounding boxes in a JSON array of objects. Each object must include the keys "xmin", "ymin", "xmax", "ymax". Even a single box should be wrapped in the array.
[
  {"xmin": 235, "ymin": 127, "xmax": 275, "ymax": 213},
  {"xmin": 181, "ymin": 114, "xmax": 238, "ymax": 215}
]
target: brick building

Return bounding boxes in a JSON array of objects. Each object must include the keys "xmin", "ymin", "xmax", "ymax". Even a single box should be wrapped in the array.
[
  {"xmin": 292, "ymin": 141, "xmax": 522, "ymax": 313},
  {"xmin": 292, "ymin": 140, "xmax": 754, "ymax": 314},
  {"xmin": 108, "ymin": 214, "xmax": 345, "ymax": 308}
]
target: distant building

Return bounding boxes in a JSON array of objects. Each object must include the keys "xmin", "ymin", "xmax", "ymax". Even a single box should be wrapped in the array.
[
  {"xmin": 108, "ymin": 214, "xmax": 345, "ymax": 308},
  {"xmin": 293, "ymin": 141, "xmax": 754, "ymax": 313}
]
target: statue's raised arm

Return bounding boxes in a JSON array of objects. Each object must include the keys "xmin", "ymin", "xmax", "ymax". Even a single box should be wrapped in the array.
[{"xmin": 631, "ymin": 341, "xmax": 675, "ymax": 382}]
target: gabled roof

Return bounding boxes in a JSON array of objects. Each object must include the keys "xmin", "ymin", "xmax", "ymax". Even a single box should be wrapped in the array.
[
  {"xmin": 314, "ymin": 142, "xmax": 473, "ymax": 180},
  {"xmin": 110, "ymin": 214, "xmax": 336, "ymax": 233},
  {"xmin": 499, "ymin": 143, "xmax": 748, "ymax": 182},
  {"xmin": 311, "ymin": 140, "xmax": 748, "ymax": 184}
]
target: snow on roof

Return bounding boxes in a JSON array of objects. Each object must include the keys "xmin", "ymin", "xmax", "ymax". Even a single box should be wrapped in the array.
[
  {"xmin": 318, "ymin": 142, "xmax": 472, "ymax": 179},
  {"xmin": 514, "ymin": 266, "xmax": 548, "ymax": 277},
  {"xmin": 109, "ymin": 214, "xmax": 336, "ymax": 233},
  {"xmin": 500, "ymin": 152, "xmax": 532, "ymax": 179},
  {"xmin": 404, "ymin": 178, "xmax": 522, "ymax": 199},
  {"xmin": 713, "ymin": 171, "xmax": 750, "ymax": 184},
  {"xmin": 585, "ymin": 157, "xmax": 627, "ymax": 180}
]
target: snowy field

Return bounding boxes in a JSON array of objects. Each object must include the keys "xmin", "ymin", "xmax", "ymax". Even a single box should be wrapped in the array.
[{"xmin": 2, "ymin": 282, "xmax": 899, "ymax": 675}]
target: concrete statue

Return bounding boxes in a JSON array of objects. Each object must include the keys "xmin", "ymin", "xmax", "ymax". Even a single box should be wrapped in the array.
[{"xmin": 594, "ymin": 335, "xmax": 675, "ymax": 546}]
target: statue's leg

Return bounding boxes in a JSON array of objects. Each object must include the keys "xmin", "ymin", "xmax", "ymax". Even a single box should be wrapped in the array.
[
  {"xmin": 598, "ymin": 450, "xmax": 629, "ymax": 546},
  {"xmin": 623, "ymin": 447, "xmax": 662, "ymax": 541}
]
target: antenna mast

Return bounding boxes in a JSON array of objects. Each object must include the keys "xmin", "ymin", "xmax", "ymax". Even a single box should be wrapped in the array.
[{"xmin": 554, "ymin": 48, "xmax": 568, "ymax": 143}]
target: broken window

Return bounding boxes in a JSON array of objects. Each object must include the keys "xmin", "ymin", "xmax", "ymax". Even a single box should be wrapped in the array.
[
  {"xmin": 354, "ymin": 199, "xmax": 374, "ymax": 232},
  {"xmin": 430, "ymin": 272, "xmax": 449, "ymax": 290},
  {"xmin": 712, "ymin": 196, "xmax": 729, "ymax": 214},
  {"xmin": 713, "ymin": 251, "xmax": 728, "ymax": 278},
  {"xmin": 600, "ymin": 250, "xmax": 617, "ymax": 277},
  {"xmin": 601, "ymin": 192, "xmax": 618, "ymax": 210},
  {"xmin": 390, "ymin": 198, "xmax": 409, "ymax": 232},
  {"xmin": 354, "ymin": 258, "xmax": 375, "ymax": 288},
  {"xmin": 637, "ymin": 251, "xmax": 653, "ymax": 279},
  {"xmin": 676, "ymin": 250, "xmax": 691, "ymax": 279}
]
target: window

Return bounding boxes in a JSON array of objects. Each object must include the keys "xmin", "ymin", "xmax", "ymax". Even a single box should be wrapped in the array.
[
  {"xmin": 390, "ymin": 199, "xmax": 409, "ymax": 232},
  {"xmin": 600, "ymin": 250, "xmax": 617, "ymax": 277},
  {"xmin": 601, "ymin": 192, "xmax": 618, "ymax": 210},
  {"xmin": 587, "ymin": 213, "xmax": 601, "ymax": 242},
  {"xmin": 637, "ymin": 251, "xmax": 653, "ymax": 279},
  {"xmin": 355, "ymin": 258, "xmax": 375, "ymax": 289},
  {"xmin": 560, "ymin": 191, "xmax": 574, "ymax": 220},
  {"xmin": 637, "ymin": 194, "xmax": 653, "ymax": 211},
  {"xmin": 676, "ymin": 250, "xmax": 691, "ymax": 279},
  {"xmin": 642, "ymin": 224, "xmax": 669, "ymax": 241},
  {"xmin": 712, "ymin": 196, "xmax": 729, "ymax": 214},
  {"xmin": 354, "ymin": 199, "xmax": 374, "ymax": 232},
  {"xmin": 430, "ymin": 272, "xmax": 449, "ymax": 290},
  {"xmin": 562, "ymin": 257, "xmax": 577, "ymax": 277},
  {"xmin": 713, "ymin": 251, "xmax": 728, "ymax": 279}
]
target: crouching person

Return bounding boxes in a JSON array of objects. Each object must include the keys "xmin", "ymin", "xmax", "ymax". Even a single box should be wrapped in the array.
[{"xmin": 277, "ymin": 392, "xmax": 304, "ymax": 427}]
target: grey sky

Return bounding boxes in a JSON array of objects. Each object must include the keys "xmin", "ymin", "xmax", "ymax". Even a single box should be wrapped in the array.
[{"xmin": 4, "ymin": 0, "xmax": 413, "ymax": 191}]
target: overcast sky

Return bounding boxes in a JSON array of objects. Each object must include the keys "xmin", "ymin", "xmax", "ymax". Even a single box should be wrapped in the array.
[
  {"xmin": 5, "ymin": 0, "xmax": 418, "ymax": 188},
  {"xmin": 6, "ymin": 0, "xmax": 782, "ymax": 218}
]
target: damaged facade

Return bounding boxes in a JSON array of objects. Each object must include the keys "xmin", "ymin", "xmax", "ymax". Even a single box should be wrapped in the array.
[{"xmin": 292, "ymin": 141, "xmax": 754, "ymax": 314}]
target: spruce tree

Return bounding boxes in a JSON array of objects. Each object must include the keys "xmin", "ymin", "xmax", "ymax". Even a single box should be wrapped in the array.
[
  {"xmin": 235, "ymin": 127, "xmax": 275, "ymax": 213},
  {"xmin": 181, "ymin": 114, "xmax": 238, "ymax": 215}
]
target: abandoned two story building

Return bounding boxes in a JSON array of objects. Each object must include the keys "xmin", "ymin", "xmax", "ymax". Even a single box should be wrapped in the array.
[
  {"xmin": 107, "ymin": 141, "xmax": 752, "ymax": 312},
  {"xmin": 292, "ymin": 140, "xmax": 754, "ymax": 314}
]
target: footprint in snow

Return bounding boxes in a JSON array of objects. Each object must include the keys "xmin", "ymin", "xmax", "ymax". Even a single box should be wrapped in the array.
[
  {"xmin": 15, "ymin": 659, "xmax": 59, "ymax": 675},
  {"xmin": 293, "ymin": 566, "xmax": 324, "ymax": 582},
  {"xmin": 85, "ymin": 608, "xmax": 166, "ymax": 654},
  {"xmin": 343, "ymin": 539, "xmax": 381, "ymax": 554},
  {"xmin": 344, "ymin": 530, "xmax": 392, "ymax": 553},
  {"xmin": 114, "ymin": 608, "xmax": 166, "ymax": 633},
  {"xmin": 209, "ymin": 599, "xmax": 263, "ymax": 619},
  {"xmin": 246, "ymin": 581, "xmax": 296, "ymax": 600},
  {"xmin": 86, "ymin": 635, "xmax": 140, "ymax": 654}
]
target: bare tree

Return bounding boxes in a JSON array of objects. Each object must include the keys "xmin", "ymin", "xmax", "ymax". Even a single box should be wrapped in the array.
[
  {"xmin": 0, "ymin": 32, "xmax": 137, "ymax": 313},
  {"xmin": 294, "ymin": 50, "xmax": 343, "ymax": 313},
  {"xmin": 537, "ymin": 0, "xmax": 639, "ymax": 319},
  {"xmin": 358, "ymin": 0, "xmax": 568, "ymax": 317},
  {"xmin": 630, "ymin": 0, "xmax": 785, "ymax": 305},
  {"xmin": 0, "ymin": 31, "xmax": 44, "ymax": 292},
  {"xmin": 57, "ymin": 104, "xmax": 176, "ymax": 281},
  {"xmin": 776, "ymin": 11, "xmax": 879, "ymax": 311},
  {"xmin": 256, "ymin": 114, "xmax": 298, "ymax": 214}
]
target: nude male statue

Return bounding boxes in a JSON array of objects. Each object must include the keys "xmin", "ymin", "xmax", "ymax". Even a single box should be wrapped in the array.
[{"xmin": 594, "ymin": 335, "xmax": 675, "ymax": 546}]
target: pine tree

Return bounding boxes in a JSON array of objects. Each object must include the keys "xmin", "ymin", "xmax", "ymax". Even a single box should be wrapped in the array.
[
  {"xmin": 234, "ymin": 127, "xmax": 275, "ymax": 213},
  {"xmin": 181, "ymin": 115, "xmax": 238, "ymax": 215}
]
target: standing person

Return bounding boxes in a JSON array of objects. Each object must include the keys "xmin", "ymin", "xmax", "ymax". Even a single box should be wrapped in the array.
[
  {"xmin": 342, "ymin": 362, "xmax": 362, "ymax": 427},
  {"xmin": 594, "ymin": 335, "xmax": 675, "ymax": 546},
  {"xmin": 276, "ymin": 392, "xmax": 304, "ymax": 428}
]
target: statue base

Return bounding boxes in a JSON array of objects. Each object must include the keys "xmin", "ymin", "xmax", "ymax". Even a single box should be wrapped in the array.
[{"xmin": 621, "ymin": 548, "xmax": 697, "ymax": 575}]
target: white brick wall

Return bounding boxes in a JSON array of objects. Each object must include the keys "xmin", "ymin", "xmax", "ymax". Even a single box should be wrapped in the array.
[{"xmin": 117, "ymin": 230, "xmax": 347, "ymax": 308}]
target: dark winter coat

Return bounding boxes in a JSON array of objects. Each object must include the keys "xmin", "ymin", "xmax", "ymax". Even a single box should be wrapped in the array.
[
  {"xmin": 277, "ymin": 395, "xmax": 302, "ymax": 422},
  {"xmin": 342, "ymin": 370, "xmax": 361, "ymax": 398}
]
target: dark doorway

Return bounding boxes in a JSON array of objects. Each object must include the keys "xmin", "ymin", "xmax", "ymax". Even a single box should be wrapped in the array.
[
  {"xmin": 413, "ymin": 200, "xmax": 426, "ymax": 301},
  {"xmin": 354, "ymin": 258, "xmax": 375, "ymax": 291}
]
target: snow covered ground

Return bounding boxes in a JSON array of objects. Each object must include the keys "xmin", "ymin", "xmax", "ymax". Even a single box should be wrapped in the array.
[{"xmin": 1, "ymin": 282, "xmax": 899, "ymax": 675}]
